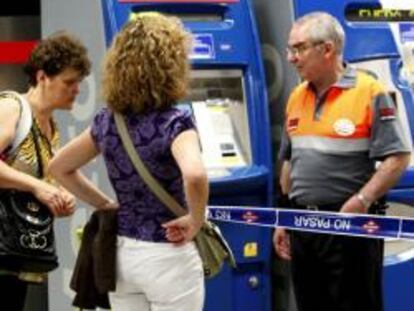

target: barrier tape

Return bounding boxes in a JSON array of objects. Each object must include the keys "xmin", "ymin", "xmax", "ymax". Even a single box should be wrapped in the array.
[{"xmin": 207, "ymin": 206, "xmax": 414, "ymax": 241}]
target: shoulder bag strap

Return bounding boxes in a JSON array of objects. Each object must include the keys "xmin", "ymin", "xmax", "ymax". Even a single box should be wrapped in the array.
[
  {"xmin": 114, "ymin": 112, "xmax": 186, "ymax": 217},
  {"xmin": 30, "ymin": 125, "xmax": 45, "ymax": 179},
  {"xmin": 29, "ymin": 115, "xmax": 55, "ymax": 179}
]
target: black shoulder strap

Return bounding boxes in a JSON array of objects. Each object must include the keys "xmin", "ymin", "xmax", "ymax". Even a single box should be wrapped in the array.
[{"xmin": 30, "ymin": 125, "xmax": 44, "ymax": 179}]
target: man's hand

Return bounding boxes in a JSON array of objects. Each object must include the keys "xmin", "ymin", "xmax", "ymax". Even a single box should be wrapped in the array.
[
  {"xmin": 273, "ymin": 228, "xmax": 291, "ymax": 260},
  {"xmin": 341, "ymin": 153, "xmax": 410, "ymax": 214},
  {"xmin": 340, "ymin": 194, "xmax": 367, "ymax": 214}
]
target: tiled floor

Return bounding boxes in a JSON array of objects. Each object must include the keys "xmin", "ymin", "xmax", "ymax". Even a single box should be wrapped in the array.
[{"xmin": 384, "ymin": 202, "xmax": 414, "ymax": 257}]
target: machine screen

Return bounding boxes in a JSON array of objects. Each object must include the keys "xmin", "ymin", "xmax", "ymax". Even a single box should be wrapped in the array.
[
  {"xmin": 164, "ymin": 13, "xmax": 223, "ymax": 22},
  {"xmin": 178, "ymin": 69, "xmax": 251, "ymax": 178}
]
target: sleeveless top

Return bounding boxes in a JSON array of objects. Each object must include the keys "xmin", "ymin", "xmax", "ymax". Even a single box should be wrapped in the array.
[
  {"xmin": 0, "ymin": 92, "xmax": 60, "ymax": 183},
  {"xmin": 6, "ymin": 118, "xmax": 60, "ymax": 183}
]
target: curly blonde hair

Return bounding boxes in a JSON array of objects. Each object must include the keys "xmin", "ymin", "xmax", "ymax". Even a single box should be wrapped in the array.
[{"xmin": 102, "ymin": 13, "xmax": 191, "ymax": 113}]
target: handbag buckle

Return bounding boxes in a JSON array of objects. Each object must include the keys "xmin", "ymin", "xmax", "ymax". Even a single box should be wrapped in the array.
[{"xmin": 26, "ymin": 202, "xmax": 40, "ymax": 212}]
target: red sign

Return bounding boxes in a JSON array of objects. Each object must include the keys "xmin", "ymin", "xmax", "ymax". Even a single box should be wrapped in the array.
[
  {"xmin": 0, "ymin": 41, "xmax": 37, "ymax": 64},
  {"xmin": 119, "ymin": 0, "xmax": 238, "ymax": 3}
]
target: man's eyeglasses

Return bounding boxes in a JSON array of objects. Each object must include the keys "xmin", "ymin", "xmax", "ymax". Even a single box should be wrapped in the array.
[{"xmin": 286, "ymin": 41, "xmax": 325, "ymax": 57}]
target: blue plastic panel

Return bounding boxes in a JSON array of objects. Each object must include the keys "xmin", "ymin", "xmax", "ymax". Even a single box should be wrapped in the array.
[{"xmin": 384, "ymin": 258, "xmax": 414, "ymax": 311}]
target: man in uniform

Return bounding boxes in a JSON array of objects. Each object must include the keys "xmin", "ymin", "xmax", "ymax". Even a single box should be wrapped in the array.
[{"xmin": 273, "ymin": 11, "xmax": 411, "ymax": 311}]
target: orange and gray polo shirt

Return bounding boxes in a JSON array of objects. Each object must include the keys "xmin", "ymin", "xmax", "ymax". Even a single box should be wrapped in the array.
[{"xmin": 279, "ymin": 66, "xmax": 410, "ymax": 205}]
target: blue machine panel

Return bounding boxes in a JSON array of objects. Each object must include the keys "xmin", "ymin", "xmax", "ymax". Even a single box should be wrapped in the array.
[
  {"xmin": 100, "ymin": 1, "xmax": 273, "ymax": 311},
  {"xmin": 293, "ymin": 2, "xmax": 414, "ymax": 311}
]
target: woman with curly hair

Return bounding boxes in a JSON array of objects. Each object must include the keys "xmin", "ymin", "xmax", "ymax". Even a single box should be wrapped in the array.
[
  {"xmin": 0, "ymin": 31, "xmax": 91, "ymax": 311},
  {"xmin": 49, "ymin": 13, "xmax": 207, "ymax": 311}
]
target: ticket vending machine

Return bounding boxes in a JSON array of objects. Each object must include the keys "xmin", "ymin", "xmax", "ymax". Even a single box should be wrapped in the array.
[
  {"xmin": 101, "ymin": 1, "xmax": 273, "ymax": 311},
  {"xmin": 271, "ymin": 1, "xmax": 414, "ymax": 311}
]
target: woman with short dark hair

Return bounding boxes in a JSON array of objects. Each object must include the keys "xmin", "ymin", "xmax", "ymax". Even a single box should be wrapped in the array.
[{"xmin": 0, "ymin": 30, "xmax": 91, "ymax": 311}]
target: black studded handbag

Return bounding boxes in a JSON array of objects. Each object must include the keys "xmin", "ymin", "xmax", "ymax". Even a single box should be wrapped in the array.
[{"xmin": 0, "ymin": 125, "xmax": 58, "ymax": 273}]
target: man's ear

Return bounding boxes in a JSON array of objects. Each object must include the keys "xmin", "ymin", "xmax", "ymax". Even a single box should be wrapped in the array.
[{"xmin": 323, "ymin": 41, "xmax": 335, "ymax": 57}]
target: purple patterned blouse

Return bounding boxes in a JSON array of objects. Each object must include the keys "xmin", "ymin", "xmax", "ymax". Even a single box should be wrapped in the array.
[{"xmin": 91, "ymin": 107, "xmax": 195, "ymax": 242}]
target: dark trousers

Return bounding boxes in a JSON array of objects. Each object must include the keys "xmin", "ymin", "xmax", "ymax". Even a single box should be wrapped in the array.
[
  {"xmin": 0, "ymin": 274, "xmax": 28, "ymax": 311},
  {"xmin": 290, "ymin": 231, "xmax": 384, "ymax": 311}
]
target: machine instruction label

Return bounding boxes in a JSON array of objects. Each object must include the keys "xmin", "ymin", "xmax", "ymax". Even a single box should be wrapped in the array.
[
  {"xmin": 400, "ymin": 23, "xmax": 414, "ymax": 43},
  {"xmin": 190, "ymin": 34, "xmax": 215, "ymax": 60}
]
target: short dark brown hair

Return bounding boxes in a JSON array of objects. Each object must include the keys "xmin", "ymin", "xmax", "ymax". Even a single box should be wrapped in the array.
[{"xmin": 24, "ymin": 31, "xmax": 91, "ymax": 86}]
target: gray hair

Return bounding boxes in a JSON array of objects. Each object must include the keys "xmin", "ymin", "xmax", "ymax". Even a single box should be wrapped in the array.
[{"xmin": 295, "ymin": 12, "xmax": 345, "ymax": 56}]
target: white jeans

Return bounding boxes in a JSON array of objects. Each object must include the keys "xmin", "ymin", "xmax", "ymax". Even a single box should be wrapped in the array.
[{"xmin": 109, "ymin": 236, "xmax": 205, "ymax": 311}]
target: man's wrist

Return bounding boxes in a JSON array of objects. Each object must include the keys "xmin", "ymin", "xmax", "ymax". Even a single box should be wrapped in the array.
[{"xmin": 356, "ymin": 193, "xmax": 371, "ymax": 209}]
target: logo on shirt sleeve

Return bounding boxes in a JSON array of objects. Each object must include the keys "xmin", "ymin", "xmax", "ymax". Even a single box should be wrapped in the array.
[
  {"xmin": 379, "ymin": 107, "xmax": 396, "ymax": 121},
  {"xmin": 287, "ymin": 118, "xmax": 299, "ymax": 131}
]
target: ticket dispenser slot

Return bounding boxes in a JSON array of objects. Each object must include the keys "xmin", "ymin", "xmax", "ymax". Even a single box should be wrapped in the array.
[{"xmin": 130, "ymin": 3, "xmax": 227, "ymax": 23}]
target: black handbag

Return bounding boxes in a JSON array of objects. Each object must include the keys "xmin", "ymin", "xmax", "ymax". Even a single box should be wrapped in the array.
[{"xmin": 0, "ymin": 125, "xmax": 58, "ymax": 273}]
